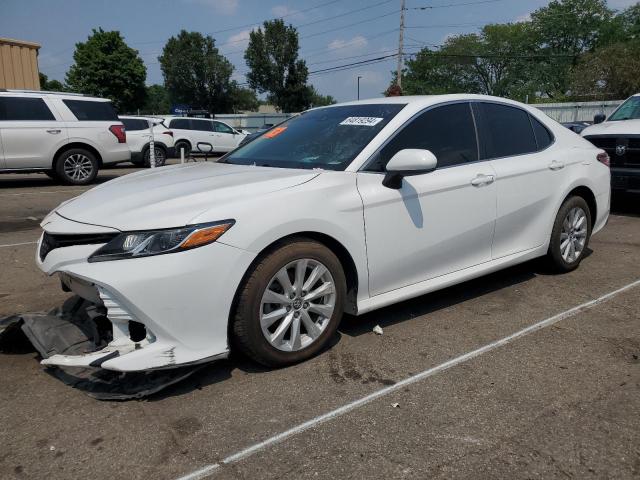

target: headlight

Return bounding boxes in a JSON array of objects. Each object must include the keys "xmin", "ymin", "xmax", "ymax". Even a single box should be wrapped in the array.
[{"xmin": 88, "ymin": 220, "xmax": 234, "ymax": 262}]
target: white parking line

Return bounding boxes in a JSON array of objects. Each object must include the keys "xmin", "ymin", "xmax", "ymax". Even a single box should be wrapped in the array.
[
  {"xmin": 176, "ymin": 277, "xmax": 640, "ymax": 480},
  {"xmin": 0, "ymin": 241, "xmax": 38, "ymax": 248}
]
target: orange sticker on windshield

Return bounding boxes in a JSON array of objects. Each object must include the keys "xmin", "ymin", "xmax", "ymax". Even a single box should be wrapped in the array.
[{"xmin": 264, "ymin": 127, "xmax": 287, "ymax": 138}]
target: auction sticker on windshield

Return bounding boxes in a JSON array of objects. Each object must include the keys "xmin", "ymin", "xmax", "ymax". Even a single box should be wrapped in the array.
[{"xmin": 339, "ymin": 117, "xmax": 384, "ymax": 127}]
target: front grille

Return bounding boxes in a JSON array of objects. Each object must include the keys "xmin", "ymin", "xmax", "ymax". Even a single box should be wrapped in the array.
[
  {"xmin": 584, "ymin": 135, "xmax": 640, "ymax": 168},
  {"xmin": 40, "ymin": 232, "xmax": 119, "ymax": 261}
]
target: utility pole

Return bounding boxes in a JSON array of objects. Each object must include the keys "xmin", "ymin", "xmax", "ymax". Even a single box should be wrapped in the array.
[
  {"xmin": 357, "ymin": 75, "xmax": 362, "ymax": 100},
  {"xmin": 396, "ymin": 0, "xmax": 406, "ymax": 90}
]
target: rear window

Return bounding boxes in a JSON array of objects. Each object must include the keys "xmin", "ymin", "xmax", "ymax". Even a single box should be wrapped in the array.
[
  {"xmin": 0, "ymin": 97, "xmax": 55, "ymax": 121},
  {"xmin": 169, "ymin": 118, "xmax": 190, "ymax": 129},
  {"xmin": 63, "ymin": 100, "xmax": 118, "ymax": 121},
  {"xmin": 120, "ymin": 118, "xmax": 158, "ymax": 131},
  {"xmin": 476, "ymin": 103, "xmax": 537, "ymax": 159},
  {"xmin": 530, "ymin": 115, "xmax": 554, "ymax": 150}
]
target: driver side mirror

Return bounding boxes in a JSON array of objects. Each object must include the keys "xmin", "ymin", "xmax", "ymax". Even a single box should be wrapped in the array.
[
  {"xmin": 382, "ymin": 149, "xmax": 438, "ymax": 189},
  {"xmin": 593, "ymin": 113, "xmax": 606, "ymax": 124}
]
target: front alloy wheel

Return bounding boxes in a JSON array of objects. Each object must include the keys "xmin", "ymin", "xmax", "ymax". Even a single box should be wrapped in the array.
[
  {"xmin": 232, "ymin": 239, "xmax": 346, "ymax": 367},
  {"xmin": 260, "ymin": 259, "xmax": 337, "ymax": 352}
]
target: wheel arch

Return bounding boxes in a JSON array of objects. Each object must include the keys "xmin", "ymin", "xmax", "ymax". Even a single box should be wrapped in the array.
[
  {"xmin": 229, "ymin": 231, "xmax": 360, "ymax": 341},
  {"xmin": 53, "ymin": 142, "xmax": 103, "ymax": 168},
  {"xmin": 564, "ymin": 185, "xmax": 597, "ymax": 224}
]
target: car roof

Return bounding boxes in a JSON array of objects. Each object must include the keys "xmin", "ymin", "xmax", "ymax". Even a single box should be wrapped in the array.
[
  {"xmin": 0, "ymin": 89, "xmax": 111, "ymax": 101},
  {"xmin": 119, "ymin": 115, "xmax": 163, "ymax": 122}
]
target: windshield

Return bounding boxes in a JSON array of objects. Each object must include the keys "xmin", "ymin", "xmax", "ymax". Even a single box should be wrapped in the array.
[
  {"xmin": 223, "ymin": 104, "xmax": 406, "ymax": 170},
  {"xmin": 608, "ymin": 96, "xmax": 640, "ymax": 121}
]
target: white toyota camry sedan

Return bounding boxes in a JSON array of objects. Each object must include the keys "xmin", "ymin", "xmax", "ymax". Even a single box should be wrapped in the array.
[{"xmin": 36, "ymin": 94, "xmax": 611, "ymax": 371}]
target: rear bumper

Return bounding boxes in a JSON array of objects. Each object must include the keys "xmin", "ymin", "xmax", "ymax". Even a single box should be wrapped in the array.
[
  {"xmin": 36, "ymin": 216, "xmax": 255, "ymax": 372},
  {"xmin": 101, "ymin": 146, "xmax": 131, "ymax": 165},
  {"xmin": 611, "ymin": 167, "xmax": 640, "ymax": 193}
]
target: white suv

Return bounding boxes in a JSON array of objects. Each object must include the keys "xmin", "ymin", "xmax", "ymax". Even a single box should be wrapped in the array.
[
  {"xmin": 119, "ymin": 116, "xmax": 175, "ymax": 167},
  {"xmin": 0, "ymin": 89, "xmax": 130, "ymax": 185},
  {"xmin": 161, "ymin": 116, "xmax": 248, "ymax": 156}
]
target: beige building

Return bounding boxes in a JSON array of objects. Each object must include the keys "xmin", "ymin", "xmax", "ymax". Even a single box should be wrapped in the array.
[{"xmin": 0, "ymin": 37, "xmax": 41, "ymax": 90}]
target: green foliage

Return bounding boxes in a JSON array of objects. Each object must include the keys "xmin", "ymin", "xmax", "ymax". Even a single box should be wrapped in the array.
[
  {"xmin": 141, "ymin": 84, "xmax": 171, "ymax": 115},
  {"xmin": 230, "ymin": 85, "xmax": 260, "ymax": 111},
  {"xmin": 570, "ymin": 41, "xmax": 640, "ymax": 99},
  {"xmin": 244, "ymin": 19, "xmax": 313, "ymax": 112},
  {"xmin": 159, "ymin": 30, "xmax": 237, "ymax": 114},
  {"xmin": 39, "ymin": 72, "xmax": 65, "ymax": 92},
  {"xmin": 309, "ymin": 87, "xmax": 336, "ymax": 107},
  {"xmin": 395, "ymin": 0, "xmax": 639, "ymax": 102},
  {"xmin": 66, "ymin": 28, "xmax": 147, "ymax": 112}
]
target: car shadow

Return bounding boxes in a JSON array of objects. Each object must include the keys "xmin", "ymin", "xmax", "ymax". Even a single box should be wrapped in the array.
[
  {"xmin": 151, "ymin": 259, "xmax": 541, "ymax": 400},
  {"xmin": 0, "ymin": 174, "xmax": 121, "ymax": 189}
]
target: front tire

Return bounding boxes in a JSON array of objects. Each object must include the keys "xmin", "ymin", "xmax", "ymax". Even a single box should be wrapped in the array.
[
  {"xmin": 547, "ymin": 196, "xmax": 592, "ymax": 272},
  {"xmin": 232, "ymin": 239, "xmax": 346, "ymax": 367},
  {"xmin": 55, "ymin": 148, "xmax": 99, "ymax": 185}
]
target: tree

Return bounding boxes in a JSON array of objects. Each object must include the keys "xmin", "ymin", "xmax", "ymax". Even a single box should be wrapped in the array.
[
  {"xmin": 39, "ymin": 72, "xmax": 65, "ymax": 92},
  {"xmin": 397, "ymin": 22, "xmax": 536, "ymax": 101},
  {"xmin": 569, "ymin": 41, "xmax": 640, "ymax": 99},
  {"xmin": 230, "ymin": 85, "xmax": 260, "ymax": 111},
  {"xmin": 529, "ymin": 0, "xmax": 613, "ymax": 98},
  {"xmin": 66, "ymin": 28, "xmax": 146, "ymax": 112},
  {"xmin": 309, "ymin": 87, "xmax": 336, "ymax": 107},
  {"xmin": 159, "ymin": 30, "xmax": 236, "ymax": 114},
  {"xmin": 245, "ymin": 19, "xmax": 312, "ymax": 112},
  {"xmin": 141, "ymin": 84, "xmax": 171, "ymax": 114}
]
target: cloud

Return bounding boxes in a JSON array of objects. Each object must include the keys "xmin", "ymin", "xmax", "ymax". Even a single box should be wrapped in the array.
[
  {"xmin": 607, "ymin": 0, "xmax": 638, "ymax": 9},
  {"xmin": 514, "ymin": 12, "xmax": 531, "ymax": 23},
  {"xmin": 327, "ymin": 36, "xmax": 368, "ymax": 54},
  {"xmin": 227, "ymin": 29, "xmax": 251, "ymax": 49},
  {"xmin": 185, "ymin": 0, "xmax": 238, "ymax": 15}
]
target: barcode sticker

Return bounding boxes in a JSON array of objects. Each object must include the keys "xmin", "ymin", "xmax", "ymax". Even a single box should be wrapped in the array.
[{"xmin": 339, "ymin": 117, "xmax": 384, "ymax": 127}]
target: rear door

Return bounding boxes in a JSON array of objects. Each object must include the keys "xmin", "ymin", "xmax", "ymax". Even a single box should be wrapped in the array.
[
  {"xmin": 0, "ymin": 96, "xmax": 67, "ymax": 169},
  {"xmin": 473, "ymin": 102, "xmax": 565, "ymax": 259},
  {"xmin": 190, "ymin": 119, "xmax": 216, "ymax": 151}
]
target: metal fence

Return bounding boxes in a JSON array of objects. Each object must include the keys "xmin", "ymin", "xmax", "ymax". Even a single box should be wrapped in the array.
[
  {"xmin": 214, "ymin": 113, "xmax": 293, "ymax": 132},
  {"xmin": 533, "ymin": 100, "xmax": 622, "ymax": 123}
]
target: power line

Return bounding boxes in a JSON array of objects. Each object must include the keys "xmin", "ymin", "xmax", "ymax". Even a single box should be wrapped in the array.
[{"xmin": 411, "ymin": 0, "xmax": 503, "ymax": 9}]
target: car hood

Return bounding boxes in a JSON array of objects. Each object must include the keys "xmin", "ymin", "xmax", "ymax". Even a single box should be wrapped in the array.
[
  {"xmin": 54, "ymin": 162, "xmax": 320, "ymax": 231},
  {"xmin": 581, "ymin": 119, "xmax": 640, "ymax": 137}
]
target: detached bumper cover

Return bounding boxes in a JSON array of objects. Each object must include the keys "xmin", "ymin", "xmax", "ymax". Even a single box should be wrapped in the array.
[{"xmin": 36, "ymin": 213, "xmax": 255, "ymax": 372}]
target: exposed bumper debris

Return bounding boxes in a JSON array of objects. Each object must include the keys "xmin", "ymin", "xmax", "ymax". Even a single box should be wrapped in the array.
[{"xmin": 0, "ymin": 296, "xmax": 202, "ymax": 400}]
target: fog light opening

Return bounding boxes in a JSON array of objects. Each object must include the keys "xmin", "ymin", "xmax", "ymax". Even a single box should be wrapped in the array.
[{"xmin": 129, "ymin": 321, "xmax": 146, "ymax": 342}]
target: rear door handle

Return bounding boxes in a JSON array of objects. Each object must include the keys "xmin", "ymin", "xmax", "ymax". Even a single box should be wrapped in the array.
[
  {"xmin": 549, "ymin": 160, "xmax": 565, "ymax": 171},
  {"xmin": 471, "ymin": 174, "xmax": 495, "ymax": 187},
  {"xmin": 46, "ymin": 129, "xmax": 61, "ymax": 134}
]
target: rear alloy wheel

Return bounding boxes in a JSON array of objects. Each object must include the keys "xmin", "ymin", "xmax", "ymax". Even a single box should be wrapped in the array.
[
  {"xmin": 547, "ymin": 196, "xmax": 592, "ymax": 272},
  {"xmin": 144, "ymin": 146, "xmax": 167, "ymax": 167},
  {"xmin": 55, "ymin": 148, "xmax": 98, "ymax": 185},
  {"xmin": 232, "ymin": 240, "xmax": 346, "ymax": 367}
]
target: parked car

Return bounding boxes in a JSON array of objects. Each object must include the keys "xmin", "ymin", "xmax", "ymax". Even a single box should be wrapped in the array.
[
  {"xmin": 161, "ymin": 116, "xmax": 248, "ymax": 156},
  {"xmin": 37, "ymin": 94, "xmax": 610, "ymax": 372},
  {"xmin": 561, "ymin": 121, "xmax": 590, "ymax": 134},
  {"xmin": 119, "ymin": 116, "xmax": 175, "ymax": 167},
  {"xmin": 581, "ymin": 94, "xmax": 640, "ymax": 194},
  {"xmin": 0, "ymin": 89, "xmax": 130, "ymax": 184}
]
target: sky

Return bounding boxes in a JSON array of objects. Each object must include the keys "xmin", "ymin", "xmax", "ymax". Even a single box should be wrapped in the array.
[{"xmin": 1, "ymin": 0, "xmax": 637, "ymax": 103}]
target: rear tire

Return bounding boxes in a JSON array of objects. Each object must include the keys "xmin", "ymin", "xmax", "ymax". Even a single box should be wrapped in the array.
[
  {"xmin": 174, "ymin": 141, "xmax": 191, "ymax": 159},
  {"xmin": 232, "ymin": 239, "xmax": 346, "ymax": 367},
  {"xmin": 546, "ymin": 196, "xmax": 592, "ymax": 272},
  {"xmin": 55, "ymin": 148, "xmax": 99, "ymax": 185},
  {"xmin": 143, "ymin": 145, "xmax": 167, "ymax": 167}
]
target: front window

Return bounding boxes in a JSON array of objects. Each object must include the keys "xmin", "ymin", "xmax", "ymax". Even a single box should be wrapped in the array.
[
  {"xmin": 222, "ymin": 104, "xmax": 406, "ymax": 170},
  {"xmin": 608, "ymin": 96, "xmax": 640, "ymax": 121}
]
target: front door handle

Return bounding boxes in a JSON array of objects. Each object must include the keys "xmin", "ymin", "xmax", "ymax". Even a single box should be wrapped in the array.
[
  {"xmin": 471, "ymin": 174, "xmax": 495, "ymax": 187},
  {"xmin": 549, "ymin": 160, "xmax": 565, "ymax": 171},
  {"xmin": 46, "ymin": 129, "xmax": 61, "ymax": 134}
]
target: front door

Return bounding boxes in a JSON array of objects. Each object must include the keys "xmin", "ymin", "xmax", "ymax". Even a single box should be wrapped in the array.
[
  {"xmin": 213, "ymin": 121, "xmax": 239, "ymax": 151},
  {"xmin": 357, "ymin": 102, "xmax": 497, "ymax": 297}
]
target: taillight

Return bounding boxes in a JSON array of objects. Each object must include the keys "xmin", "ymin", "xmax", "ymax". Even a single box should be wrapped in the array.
[
  {"xmin": 597, "ymin": 151, "xmax": 610, "ymax": 167},
  {"xmin": 164, "ymin": 130, "xmax": 173, "ymax": 137},
  {"xmin": 109, "ymin": 125, "xmax": 126, "ymax": 143}
]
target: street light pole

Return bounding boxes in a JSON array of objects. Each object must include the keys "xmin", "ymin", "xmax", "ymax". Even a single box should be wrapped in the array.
[{"xmin": 357, "ymin": 75, "xmax": 362, "ymax": 100}]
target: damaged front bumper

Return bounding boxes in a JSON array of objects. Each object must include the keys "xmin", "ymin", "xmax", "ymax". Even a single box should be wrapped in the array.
[{"xmin": 35, "ymin": 213, "xmax": 255, "ymax": 372}]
